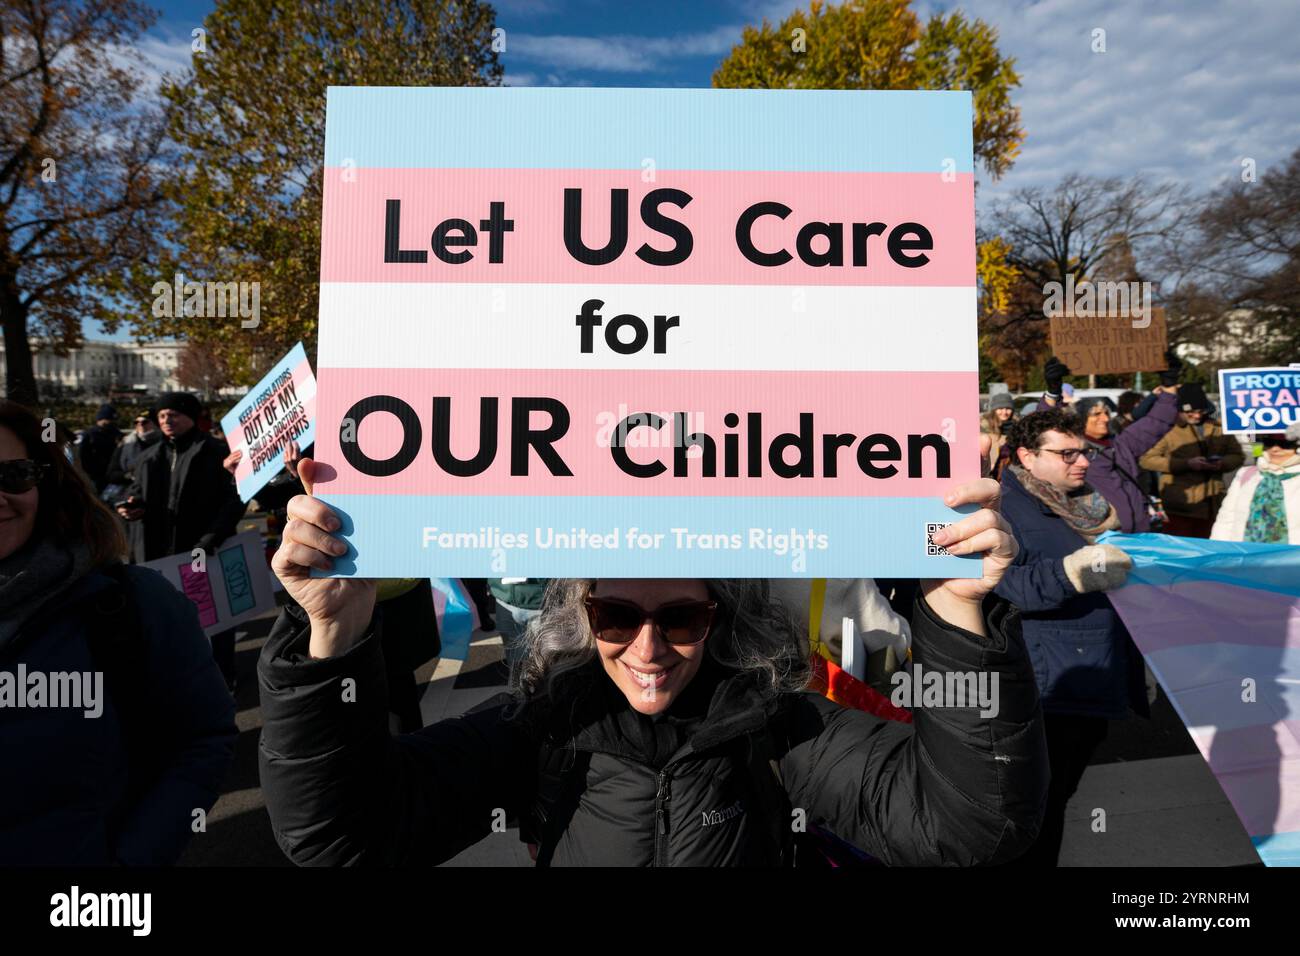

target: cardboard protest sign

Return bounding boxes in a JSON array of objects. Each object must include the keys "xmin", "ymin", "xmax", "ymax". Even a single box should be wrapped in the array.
[
  {"xmin": 313, "ymin": 87, "xmax": 978, "ymax": 577},
  {"xmin": 221, "ymin": 342, "xmax": 317, "ymax": 500},
  {"xmin": 1049, "ymin": 301, "xmax": 1168, "ymax": 376},
  {"xmin": 141, "ymin": 530, "xmax": 276, "ymax": 637},
  {"xmin": 1218, "ymin": 366, "xmax": 1300, "ymax": 434}
]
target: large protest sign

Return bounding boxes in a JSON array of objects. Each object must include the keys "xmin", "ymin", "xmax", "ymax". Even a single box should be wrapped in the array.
[
  {"xmin": 1218, "ymin": 366, "xmax": 1300, "ymax": 434},
  {"xmin": 221, "ymin": 341, "xmax": 317, "ymax": 500},
  {"xmin": 140, "ymin": 530, "xmax": 277, "ymax": 637},
  {"xmin": 1049, "ymin": 299, "xmax": 1168, "ymax": 375},
  {"xmin": 313, "ymin": 88, "xmax": 978, "ymax": 578}
]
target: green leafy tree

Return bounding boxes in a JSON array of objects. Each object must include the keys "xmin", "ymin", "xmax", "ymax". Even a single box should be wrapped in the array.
[
  {"xmin": 108, "ymin": 0, "xmax": 502, "ymax": 383},
  {"xmin": 713, "ymin": 0, "xmax": 1023, "ymax": 179}
]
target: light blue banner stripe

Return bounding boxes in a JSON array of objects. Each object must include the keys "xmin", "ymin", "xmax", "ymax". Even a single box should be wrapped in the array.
[
  {"xmin": 310, "ymin": 493, "xmax": 980, "ymax": 578},
  {"xmin": 1254, "ymin": 830, "xmax": 1300, "ymax": 867},
  {"xmin": 1102, "ymin": 532, "xmax": 1300, "ymax": 599},
  {"xmin": 323, "ymin": 87, "xmax": 974, "ymax": 173}
]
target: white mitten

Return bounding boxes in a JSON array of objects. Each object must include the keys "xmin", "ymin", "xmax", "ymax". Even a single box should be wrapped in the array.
[{"xmin": 1062, "ymin": 544, "xmax": 1131, "ymax": 593}]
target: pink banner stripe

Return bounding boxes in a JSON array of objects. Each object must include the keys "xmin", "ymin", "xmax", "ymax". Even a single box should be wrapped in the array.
[
  {"xmin": 1192, "ymin": 721, "xmax": 1300, "ymax": 838},
  {"xmin": 320, "ymin": 168, "xmax": 974, "ymax": 286},
  {"xmin": 1112, "ymin": 582, "xmax": 1300, "ymax": 654},
  {"xmin": 311, "ymin": 367, "xmax": 977, "ymax": 497}
]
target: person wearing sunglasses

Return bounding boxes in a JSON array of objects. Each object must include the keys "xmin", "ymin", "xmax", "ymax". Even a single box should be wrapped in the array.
[
  {"xmin": 255, "ymin": 455, "xmax": 1048, "ymax": 868},
  {"xmin": 0, "ymin": 400, "xmax": 235, "ymax": 865},
  {"xmin": 995, "ymin": 407, "xmax": 1150, "ymax": 867},
  {"xmin": 1211, "ymin": 425, "xmax": 1300, "ymax": 544}
]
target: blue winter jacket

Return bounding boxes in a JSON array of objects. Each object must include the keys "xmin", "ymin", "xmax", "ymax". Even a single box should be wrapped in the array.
[
  {"xmin": 995, "ymin": 468, "xmax": 1149, "ymax": 720},
  {"xmin": 0, "ymin": 565, "xmax": 237, "ymax": 864}
]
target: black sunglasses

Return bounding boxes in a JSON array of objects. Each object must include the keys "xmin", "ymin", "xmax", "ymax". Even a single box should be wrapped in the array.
[
  {"xmin": 584, "ymin": 596, "xmax": 718, "ymax": 646},
  {"xmin": 0, "ymin": 459, "xmax": 49, "ymax": 494},
  {"xmin": 1261, "ymin": 436, "xmax": 1298, "ymax": 450}
]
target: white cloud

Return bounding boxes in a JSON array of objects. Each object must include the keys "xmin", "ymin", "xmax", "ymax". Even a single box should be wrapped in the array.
[
  {"xmin": 507, "ymin": 24, "xmax": 742, "ymax": 73},
  {"xmin": 966, "ymin": 0, "xmax": 1300, "ymax": 207}
]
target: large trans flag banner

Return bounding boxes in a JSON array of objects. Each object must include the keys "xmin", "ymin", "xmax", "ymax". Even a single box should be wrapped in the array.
[
  {"xmin": 1104, "ymin": 532, "xmax": 1300, "ymax": 866},
  {"xmin": 312, "ymin": 87, "xmax": 979, "ymax": 579}
]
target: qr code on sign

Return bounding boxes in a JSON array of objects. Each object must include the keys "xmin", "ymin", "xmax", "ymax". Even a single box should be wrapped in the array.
[{"xmin": 926, "ymin": 522, "xmax": 952, "ymax": 556}]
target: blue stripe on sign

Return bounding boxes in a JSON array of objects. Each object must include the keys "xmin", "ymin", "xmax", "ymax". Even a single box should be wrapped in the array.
[
  {"xmin": 307, "ymin": 494, "xmax": 980, "ymax": 579},
  {"xmin": 323, "ymin": 87, "xmax": 974, "ymax": 174}
]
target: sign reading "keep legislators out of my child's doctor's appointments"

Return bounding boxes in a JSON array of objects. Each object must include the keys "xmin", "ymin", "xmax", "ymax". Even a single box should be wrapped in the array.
[
  {"xmin": 220, "ymin": 341, "xmax": 316, "ymax": 501},
  {"xmin": 312, "ymin": 87, "xmax": 980, "ymax": 578}
]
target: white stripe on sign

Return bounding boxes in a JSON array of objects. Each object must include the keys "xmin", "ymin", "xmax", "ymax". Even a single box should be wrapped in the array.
[{"xmin": 317, "ymin": 282, "xmax": 976, "ymax": 372}]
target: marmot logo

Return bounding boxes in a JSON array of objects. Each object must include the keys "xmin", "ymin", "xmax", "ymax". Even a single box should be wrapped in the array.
[{"xmin": 701, "ymin": 800, "xmax": 745, "ymax": 827}]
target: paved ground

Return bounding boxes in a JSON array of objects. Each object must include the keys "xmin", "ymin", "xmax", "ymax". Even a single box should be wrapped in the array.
[{"xmin": 179, "ymin": 604, "xmax": 1261, "ymax": 868}]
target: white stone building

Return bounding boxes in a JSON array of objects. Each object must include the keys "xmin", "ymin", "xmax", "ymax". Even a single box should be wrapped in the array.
[{"xmin": 0, "ymin": 339, "xmax": 185, "ymax": 397}]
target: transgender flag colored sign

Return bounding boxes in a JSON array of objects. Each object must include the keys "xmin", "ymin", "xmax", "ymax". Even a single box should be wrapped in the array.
[
  {"xmin": 1105, "ymin": 532, "xmax": 1300, "ymax": 866},
  {"xmin": 312, "ymin": 87, "xmax": 980, "ymax": 578},
  {"xmin": 221, "ymin": 341, "xmax": 317, "ymax": 501}
]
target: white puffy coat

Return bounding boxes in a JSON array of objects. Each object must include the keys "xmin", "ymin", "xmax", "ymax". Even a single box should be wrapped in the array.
[{"xmin": 1210, "ymin": 453, "xmax": 1300, "ymax": 544}]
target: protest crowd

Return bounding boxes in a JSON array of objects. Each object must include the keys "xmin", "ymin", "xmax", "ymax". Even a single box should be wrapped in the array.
[
  {"xmin": 1, "ymin": 344, "xmax": 1296, "ymax": 867},
  {"xmin": 2, "ymin": 0, "xmax": 1299, "ymax": 885}
]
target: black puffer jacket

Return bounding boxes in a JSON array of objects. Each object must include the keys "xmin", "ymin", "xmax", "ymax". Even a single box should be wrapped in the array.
[{"xmin": 258, "ymin": 597, "xmax": 1047, "ymax": 866}]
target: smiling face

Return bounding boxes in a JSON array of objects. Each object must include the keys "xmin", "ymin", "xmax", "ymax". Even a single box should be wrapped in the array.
[
  {"xmin": 590, "ymin": 578, "xmax": 711, "ymax": 716},
  {"xmin": 1083, "ymin": 403, "xmax": 1111, "ymax": 440},
  {"xmin": 0, "ymin": 425, "xmax": 39, "ymax": 561},
  {"xmin": 995, "ymin": 407, "xmax": 1013, "ymax": 423}
]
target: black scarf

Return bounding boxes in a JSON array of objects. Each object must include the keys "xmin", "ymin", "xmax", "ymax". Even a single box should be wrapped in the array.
[{"xmin": 0, "ymin": 535, "xmax": 95, "ymax": 653}]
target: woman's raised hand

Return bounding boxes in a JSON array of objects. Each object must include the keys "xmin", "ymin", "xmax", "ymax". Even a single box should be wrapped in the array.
[
  {"xmin": 272, "ymin": 458, "xmax": 377, "ymax": 657},
  {"xmin": 920, "ymin": 477, "xmax": 1018, "ymax": 636}
]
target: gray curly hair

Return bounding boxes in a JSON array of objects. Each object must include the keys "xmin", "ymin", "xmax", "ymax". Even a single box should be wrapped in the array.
[{"xmin": 512, "ymin": 579, "xmax": 812, "ymax": 703}]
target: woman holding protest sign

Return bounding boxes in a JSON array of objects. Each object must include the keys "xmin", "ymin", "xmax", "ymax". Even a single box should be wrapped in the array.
[{"xmin": 257, "ymin": 458, "xmax": 1047, "ymax": 867}]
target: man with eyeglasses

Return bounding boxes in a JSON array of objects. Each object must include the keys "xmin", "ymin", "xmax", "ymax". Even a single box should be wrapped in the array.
[{"xmin": 994, "ymin": 407, "xmax": 1149, "ymax": 866}]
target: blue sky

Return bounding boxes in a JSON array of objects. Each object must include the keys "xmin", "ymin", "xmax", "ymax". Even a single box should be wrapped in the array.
[{"xmin": 107, "ymin": 0, "xmax": 1300, "ymax": 340}]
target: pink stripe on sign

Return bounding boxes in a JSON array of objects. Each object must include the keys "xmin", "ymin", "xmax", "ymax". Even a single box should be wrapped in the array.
[
  {"xmin": 311, "ymin": 367, "xmax": 977, "ymax": 497},
  {"xmin": 320, "ymin": 168, "xmax": 974, "ymax": 286},
  {"xmin": 1113, "ymin": 582, "xmax": 1300, "ymax": 654}
]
